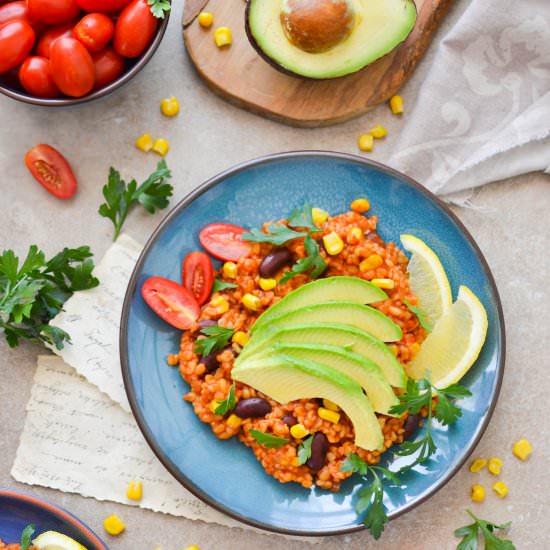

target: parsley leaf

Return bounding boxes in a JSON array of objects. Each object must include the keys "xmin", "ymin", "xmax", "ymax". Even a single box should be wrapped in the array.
[
  {"xmin": 455, "ymin": 510, "xmax": 516, "ymax": 550},
  {"xmin": 287, "ymin": 203, "xmax": 322, "ymax": 233},
  {"xmin": 211, "ymin": 279, "xmax": 238, "ymax": 293},
  {"xmin": 280, "ymin": 235, "xmax": 327, "ymax": 283},
  {"xmin": 147, "ymin": 0, "xmax": 171, "ymax": 18},
  {"xmin": 214, "ymin": 383, "xmax": 236, "ymax": 415},
  {"xmin": 241, "ymin": 224, "xmax": 305, "ymax": 246},
  {"xmin": 99, "ymin": 160, "xmax": 173, "ymax": 240},
  {"xmin": 194, "ymin": 325, "xmax": 235, "ymax": 357},
  {"xmin": 248, "ymin": 429, "xmax": 289, "ymax": 448},
  {"xmin": 297, "ymin": 435, "xmax": 314, "ymax": 465},
  {"xmin": 403, "ymin": 299, "xmax": 433, "ymax": 332},
  {"xmin": 20, "ymin": 523, "xmax": 36, "ymax": 550}
]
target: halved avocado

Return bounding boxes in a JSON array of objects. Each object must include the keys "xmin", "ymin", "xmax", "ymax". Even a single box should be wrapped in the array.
[{"xmin": 245, "ymin": 0, "xmax": 417, "ymax": 79}]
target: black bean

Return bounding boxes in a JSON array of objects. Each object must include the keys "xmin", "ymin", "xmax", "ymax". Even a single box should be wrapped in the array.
[
  {"xmin": 306, "ymin": 432, "xmax": 328, "ymax": 471},
  {"xmin": 199, "ymin": 319, "xmax": 217, "ymax": 329},
  {"xmin": 234, "ymin": 397, "xmax": 272, "ymax": 419},
  {"xmin": 259, "ymin": 248, "xmax": 293, "ymax": 278},
  {"xmin": 281, "ymin": 414, "xmax": 298, "ymax": 427},
  {"xmin": 199, "ymin": 352, "xmax": 219, "ymax": 373},
  {"xmin": 403, "ymin": 414, "xmax": 420, "ymax": 439}
]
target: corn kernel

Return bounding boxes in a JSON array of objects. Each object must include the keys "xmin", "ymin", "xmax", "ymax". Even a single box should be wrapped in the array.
[
  {"xmin": 184, "ymin": 546, "xmax": 200, "ymax": 550},
  {"xmin": 322, "ymin": 399, "xmax": 340, "ymax": 412},
  {"xmin": 488, "ymin": 457, "xmax": 503, "ymax": 475},
  {"xmin": 359, "ymin": 253, "xmax": 383, "ymax": 272},
  {"xmin": 135, "ymin": 133, "xmax": 152, "ymax": 152},
  {"xmin": 226, "ymin": 414, "xmax": 242, "ymax": 429},
  {"xmin": 492, "ymin": 481, "xmax": 508, "ymax": 498},
  {"xmin": 242, "ymin": 293, "xmax": 261, "ymax": 311},
  {"xmin": 209, "ymin": 399, "xmax": 221, "ymax": 414},
  {"xmin": 371, "ymin": 278, "xmax": 395, "ymax": 289},
  {"xmin": 166, "ymin": 353, "xmax": 179, "ymax": 366},
  {"xmin": 197, "ymin": 11, "xmax": 213, "ymax": 27},
  {"xmin": 370, "ymin": 124, "xmax": 387, "ymax": 139},
  {"xmin": 469, "ymin": 458, "xmax": 487, "ymax": 473},
  {"xmin": 232, "ymin": 331, "xmax": 249, "ymax": 347},
  {"xmin": 323, "ymin": 232, "xmax": 344, "ymax": 255},
  {"xmin": 160, "ymin": 96, "xmax": 179, "ymax": 117},
  {"xmin": 152, "ymin": 138, "xmax": 169, "ymax": 156},
  {"xmin": 390, "ymin": 95, "xmax": 404, "ymax": 115},
  {"xmin": 292, "ymin": 457, "xmax": 300, "ymax": 467},
  {"xmin": 512, "ymin": 438, "xmax": 533, "ymax": 461},
  {"xmin": 214, "ymin": 27, "xmax": 232, "ymax": 47},
  {"xmin": 259, "ymin": 277, "xmax": 277, "ymax": 291},
  {"xmin": 358, "ymin": 133, "xmax": 374, "ymax": 152},
  {"xmin": 350, "ymin": 198, "xmax": 371, "ymax": 213},
  {"xmin": 318, "ymin": 407, "xmax": 340, "ymax": 424},
  {"xmin": 312, "ymin": 207, "xmax": 329, "ymax": 226},
  {"xmin": 389, "ymin": 344, "xmax": 398, "ymax": 356},
  {"xmin": 409, "ymin": 342, "xmax": 421, "ymax": 356},
  {"xmin": 211, "ymin": 295, "xmax": 229, "ymax": 314},
  {"xmin": 103, "ymin": 515, "xmax": 125, "ymax": 536},
  {"xmin": 223, "ymin": 261, "xmax": 238, "ymax": 279},
  {"xmin": 290, "ymin": 423, "xmax": 309, "ymax": 439},
  {"xmin": 470, "ymin": 484, "xmax": 485, "ymax": 502},
  {"xmin": 126, "ymin": 480, "xmax": 143, "ymax": 501},
  {"xmin": 347, "ymin": 227, "xmax": 363, "ymax": 244}
]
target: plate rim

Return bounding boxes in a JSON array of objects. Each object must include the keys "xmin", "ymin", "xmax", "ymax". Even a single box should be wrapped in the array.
[{"xmin": 120, "ymin": 150, "xmax": 506, "ymax": 537}]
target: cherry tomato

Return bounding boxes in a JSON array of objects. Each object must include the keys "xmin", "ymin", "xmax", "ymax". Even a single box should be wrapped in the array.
[
  {"xmin": 0, "ymin": 1, "xmax": 45, "ymax": 35},
  {"xmin": 74, "ymin": 13, "xmax": 114, "ymax": 53},
  {"xmin": 36, "ymin": 22, "xmax": 74, "ymax": 58},
  {"xmin": 18, "ymin": 56, "xmax": 60, "ymax": 98},
  {"xmin": 0, "ymin": 20, "xmax": 35, "ymax": 75},
  {"xmin": 114, "ymin": 0, "xmax": 158, "ymax": 59},
  {"xmin": 25, "ymin": 144, "xmax": 77, "ymax": 199},
  {"xmin": 27, "ymin": 0, "xmax": 80, "ymax": 25},
  {"xmin": 92, "ymin": 46, "xmax": 125, "ymax": 88},
  {"xmin": 141, "ymin": 277, "xmax": 200, "ymax": 330},
  {"xmin": 50, "ymin": 37, "xmax": 95, "ymax": 97},
  {"xmin": 199, "ymin": 223, "xmax": 250, "ymax": 262},
  {"xmin": 182, "ymin": 252, "xmax": 214, "ymax": 306},
  {"xmin": 75, "ymin": 0, "xmax": 131, "ymax": 13}
]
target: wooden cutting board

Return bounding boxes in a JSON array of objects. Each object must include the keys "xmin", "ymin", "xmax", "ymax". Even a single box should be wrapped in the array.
[{"xmin": 183, "ymin": 0, "xmax": 453, "ymax": 127}]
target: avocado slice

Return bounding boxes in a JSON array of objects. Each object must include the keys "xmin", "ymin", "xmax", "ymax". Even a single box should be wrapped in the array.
[
  {"xmin": 246, "ymin": 0, "xmax": 417, "ymax": 80},
  {"xmin": 271, "ymin": 342, "xmax": 398, "ymax": 415},
  {"xmin": 232, "ymin": 355, "xmax": 383, "ymax": 450},
  {"xmin": 251, "ymin": 276, "xmax": 387, "ymax": 334},
  {"xmin": 237, "ymin": 322, "xmax": 405, "ymax": 387}
]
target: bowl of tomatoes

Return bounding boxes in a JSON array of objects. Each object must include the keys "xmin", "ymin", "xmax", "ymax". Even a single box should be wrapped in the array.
[{"xmin": 0, "ymin": 0, "xmax": 171, "ymax": 105}]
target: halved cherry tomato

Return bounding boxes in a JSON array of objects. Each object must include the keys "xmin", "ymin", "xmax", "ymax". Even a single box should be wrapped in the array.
[
  {"xmin": 0, "ymin": 20, "xmax": 35, "ymax": 75},
  {"xmin": 0, "ymin": 1, "xmax": 45, "ymax": 35},
  {"xmin": 25, "ymin": 144, "xmax": 77, "ymax": 199},
  {"xmin": 142, "ymin": 277, "xmax": 200, "ymax": 330},
  {"xmin": 27, "ymin": 0, "xmax": 80, "ymax": 25},
  {"xmin": 182, "ymin": 252, "xmax": 214, "ymax": 305},
  {"xmin": 199, "ymin": 223, "xmax": 250, "ymax": 262},
  {"xmin": 74, "ymin": 13, "xmax": 114, "ymax": 53},
  {"xmin": 18, "ymin": 56, "xmax": 60, "ymax": 98},
  {"xmin": 36, "ymin": 22, "xmax": 74, "ymax": 58},
  {"xmin": 75, "ymin": 0, "xmax": 131, "ymax": 13},
  {"xmin": 92, "ymin": 46, "xmax": 125, "ymax": 89},
  {"xmin": 50, "ymin": 37, "xmax": 95, "ymax": 97},
  {"xmin": 114, "ymin": 0, "xmax": 158, "ymax": 59}
]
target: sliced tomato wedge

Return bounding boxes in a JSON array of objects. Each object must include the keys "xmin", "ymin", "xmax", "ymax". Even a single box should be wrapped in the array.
[
  {"xmin": 25, "ymin": 144, "xmax": 77, "ymax": 199},
  {"xmin": 199, "ymin": 223, "xmax": 250, "ymax": 262},
  {"xmin": 182, "ymin": 251, "xmax": 214, "ymax": 305},
  {"xmin": 141, "ymin": 277, "xmax": 200, "ymax": 330}
]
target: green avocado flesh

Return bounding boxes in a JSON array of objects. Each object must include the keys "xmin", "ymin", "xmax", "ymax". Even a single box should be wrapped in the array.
[
  {"xmin": 247, "ymin": 0, "xmax": 417, "ymax": 79},
  {"xmin": 232, "ymin": 355, "xmax": 384, "ymax": 450},
  {"xmin": 271, "ymin": 342, "xmax": 398, "ymax": 415},
  {"xmin": 251, "ymin": 276, "xmax": 387, "ymax": 334}
]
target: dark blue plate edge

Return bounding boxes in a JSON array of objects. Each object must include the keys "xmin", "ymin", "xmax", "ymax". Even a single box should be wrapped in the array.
[{"xmin": 119, "ymin": 150, "xmax": 506, "ymax": 537}]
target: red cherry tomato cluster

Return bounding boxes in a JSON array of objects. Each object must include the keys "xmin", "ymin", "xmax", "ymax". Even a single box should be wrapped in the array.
[{"xmin": 0, "ymin": 0, "xmax": 159, "ymax": 98}]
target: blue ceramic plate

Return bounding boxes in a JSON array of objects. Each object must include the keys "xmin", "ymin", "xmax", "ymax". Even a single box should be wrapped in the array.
[
  {"xmin": 120, "ymin": 152, "xmax": 505, "ymax": 536},
  {"xmin": 0, "ymin": 488, "xmax": 108, "ymax": 548}
]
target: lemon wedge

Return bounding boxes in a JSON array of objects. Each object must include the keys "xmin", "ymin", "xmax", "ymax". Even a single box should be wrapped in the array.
[
  {"xmin": 400, "ymin": 234, "xmax": 453, "ymax": 326},
  {"xmin": 32, "ymin": 531, "xmax": 87, "ymax": 550},
  {"xmin": 407, "ymin": 285, "xmax": 488, "ymax": 388}
]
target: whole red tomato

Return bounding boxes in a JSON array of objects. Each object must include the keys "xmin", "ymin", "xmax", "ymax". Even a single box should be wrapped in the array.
[
  {"xmin": 0, "ymin": 20, "xmax": 35, "ymax": 75},
  {"xmin": 74, "ymin": 13, "xmax": 114, "ymax": 52},
  {"xmin": 36, "ymin": 22, "xmax": 74, "ymax": 58},
  {"xmin": 75, "ymin": 0, "xmax": 131, "ymax": 13},
  {"xmin": 92, "ymin": 47, "xmax": 125, "ymax": 88},
  {"xmin": 18, "ymin": 56, "xmax": 60, "ymax": 97},
  {"xmin": 114, "ymin": 0, "xmax": 158, "ymax": 58},
  {"xmin": 50, "ymin": 36, "xmax": 95, "ymax": 97},
  {"xmin": 0, "ymin": 1, "xmax": 45, "ymax": 34},
  {"xmin": 27, "ymin": 0, "xmax": 80, "ymax": 25}
]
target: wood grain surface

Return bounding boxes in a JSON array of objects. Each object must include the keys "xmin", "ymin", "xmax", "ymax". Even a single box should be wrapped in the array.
[{"xmin": 183, "ymin": 0, "xmax": 454, "ymax": 127}]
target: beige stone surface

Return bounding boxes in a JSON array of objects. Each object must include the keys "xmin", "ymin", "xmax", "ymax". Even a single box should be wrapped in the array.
[{"xmin": 1, "ymin": 2, "xmax": 549, "ymax": 549}]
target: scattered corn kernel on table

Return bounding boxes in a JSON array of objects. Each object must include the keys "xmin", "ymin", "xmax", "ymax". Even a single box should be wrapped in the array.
[{"xmin": 0, "ymin": 2, "xmax": 549, "ymax": 549}]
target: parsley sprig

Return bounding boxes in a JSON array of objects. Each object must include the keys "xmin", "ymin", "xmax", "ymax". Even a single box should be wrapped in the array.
[
  {"xmin": 297, "ymin": 435, "xmax": 313, "ymax": 465},
  {"xmin": 242, "ymin": 225, "xmax": 306, "ymax": 246},
  {"xmin": 20, "ymin": 524, "xmax": 36, "ymax": 550},
  {"xmin": 98, "ymin": 160, "xmax": 173, "ymax": 241},
  {"xmin": 403, "ymin": 299, "xmax": 433, "ymax": 332},
  {"xmin": 249, "ymin": 429, "xmax": 289, "ymax": 448},
  {"xmin": 194, "ymin": 325, "xmax": 235, "ymax": 357},
  {"xmin": 0, "ymin": 245, "xmax": 99, "ymax": 349},
  {"xmin": 214, "ymin": 383, "xmax": 236, "ymax": 415},
  {"xmin": 211, "ymin": 279, "xmax": 237, "ymax": 293},
  {"xmin": 147, "ymin": 0, "xmax": 171, "ymax": 18},
  {"xmin": 280, "ymin": 234, "xmax": 326, "ymax": 283},
  {"xmin": 455, "ymin": 510, "xmax": 516, "ymax": 550}
]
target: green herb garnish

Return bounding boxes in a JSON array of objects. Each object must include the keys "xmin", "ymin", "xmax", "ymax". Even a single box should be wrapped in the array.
[
  {"xmin": 0, "ymin": 245, "xmax": 99, "ymax": 349},
  {"xmin": 214, "ymin": 383, "xmax": 236, "ymax": 415},
  {"xmin": 211, "ymin": 279, "xmax": 238, "ymax": 293},
  {"xmin": 455, "ymin": 510, "xmax": 515, "ymax": 550},
  {"xmin": 20, "ymin": 524, "xmax": 36, "ymax": 550},
  {"xmin": 403, "ymin": 299, "xmax": 433, "ymax": 332},
  {"xmin": 194, "ymin": 325, "xmax": 235, "ymax": 357},
  {"xmin": 297, "ymin": 435, "xmax": 314, "ymax": 465},
  {"xmin": 99, "ymin": 160, "xmax": 173, "ymax": 240},
  {"xmin": 241, "ymin": 224, "xmax": 306, "ymax": 246},
  {"xmin": 249, "ymin": 429, "xmax": 289, "ymax": 448},
  {"xmin": 280, "ymin": 234, "xmax": 327, "ymax": 283},
  {"xmin": 147, "ymin": 0, "xmax": 171, "ymax": 18},
  {"xmin": 287, "ymin": 203, "xmax": 322, "ymax": 233}
]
